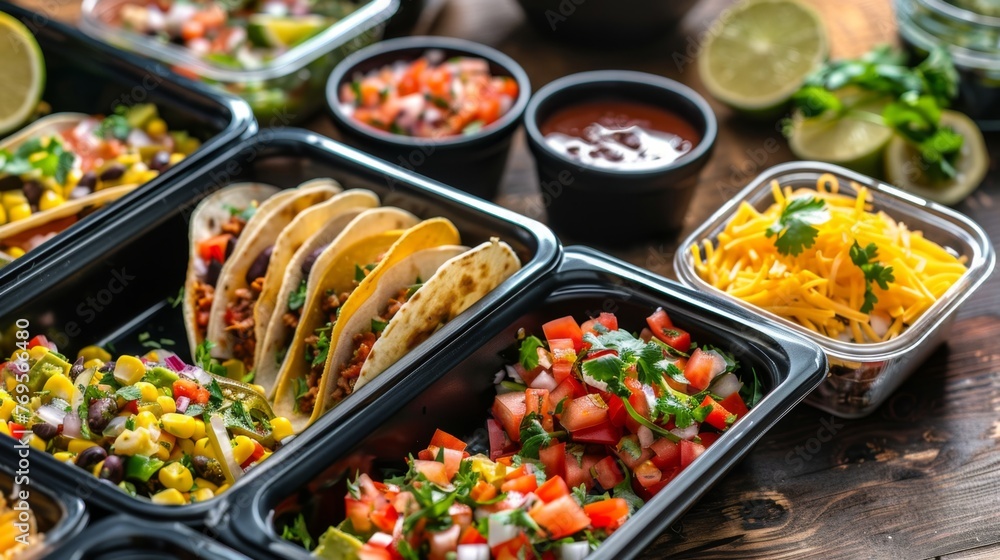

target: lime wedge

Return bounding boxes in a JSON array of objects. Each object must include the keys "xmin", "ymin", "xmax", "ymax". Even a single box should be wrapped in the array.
[
  {"xmin": 246, "ymin": 15, "xmax": 330, "ymax": 49},
  {"xmin": 884, "ymin": 110, "xmax": 988, "ymax": 206},
  {"xmin": 698, "ymin": 0, "xmax": 827, "ymax": 118},
  {"xmin": 0, "ymin": 12, "xmax": 45, "ymax": 135},
  {"xmin": 786, "ymin": 87, "xmax": 895, "ymax": 177}
]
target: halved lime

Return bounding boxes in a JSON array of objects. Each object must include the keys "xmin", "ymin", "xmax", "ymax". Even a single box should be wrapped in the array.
[
  {"xmin": 246, "ymin": 15, "xmax": 330, "ymax": 49},
  {"xmin": 884, "ymin": 110, "xmax": 989, "ymax": 206},
  {"xmin": 787, "ymin": 87, "xmax": 895, "ymax": 177},
  {"xmin": 698, "ymin": 0, "xmax": 827, "ymax": 118},
  {"xmin": 0, "ymin": 13, "xmax": 45, "ymax": 136}
]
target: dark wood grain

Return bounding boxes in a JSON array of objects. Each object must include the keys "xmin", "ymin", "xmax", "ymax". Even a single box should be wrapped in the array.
[{"xmin": 14, "ymin": 0, "xmax": 1000, "ymax": 557}]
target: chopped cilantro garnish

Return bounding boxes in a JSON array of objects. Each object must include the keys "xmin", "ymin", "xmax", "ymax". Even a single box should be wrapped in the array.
[
  {"xmin": 849, "ymin": 240, "xmax": 896, "ymax": 314},
  {"xmin": 765, "ymin": 196, "xmax": 829, "ymax": 256}
]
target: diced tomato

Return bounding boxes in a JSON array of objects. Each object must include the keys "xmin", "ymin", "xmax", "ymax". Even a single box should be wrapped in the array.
[
  {"xmin": 646, "ymin": 308, "xmax": 673, "ymax": 338},
  {"xmin": 180, "ymin": 19, "xmax": 205, "ymax": 41},
  {"xmin": 124, "ymin": 400, "xmax": 139, "ymax": 414},
  {"xmin": 614, "ymin": 435, "xmax": 653, "ymax": 471},
  {"xmin": 369, "ymin": 504, "xmax": 398, "ymax": 533},
  {"xmin": 516, "ymin": 363, "xmax": 542, "ymax": 386},
  {"xmin": 459, "ymin": 525, "xmax": 488, "ymax": 545},
  {"xmin": 492, "ymin": 392, "xmax": 526, "ymax": 442},
  {"xmin": 426, "ymin": 67, "xmax": 451, "ymax": 98},
  {"xmin": 197, "ymin": 233, "xmax": 232, "ymax": 264},
  {"xmin": 27, "ymin": 335, "xmax": 51, "ymax": 350},
  {"xmin": 470, "ymin": 480, "xmax": 497, "ymax": 503},
  {"xmin": 358, "ymin": 544, "xmax": 393, "ymax": 560},
  {"xmin": 699, "ymin": 432, "xmax": 720, "ymax": 447},
  {"xmin": 535, "ymin": 475, "xmax": 570, "ymax": 503},
  {"xmin": 650, "ymin": 437, "xmax": 681, "ymax": 470},
  {"xmin": 700, "ymin": 395, "xmax": 737, "ymax": 430},
  {"xmin": 492, "ymin": 532, "xmax": 535, "ymax": 560},
  {"xmin": 345, "ymin": 497, "xmax": 373, "ymax": 533},
  {"xmin": 360, "ymin": 79, "xmax": 383, "ymax": 108},
  {"xmin": 477, "ymin": 96, "xmax": 502, "ymax": 125},
  {"xmin": 592, "ymin": 456, "xmax": 625, "ymax": 490},
  {"xmin": 241, "ymin": 440, "xmax": 265, "ymax": 468},
  {"xmin": 581, "ymin": 312, "xmax": 618, "ymax": 337},
  {"xmin": 429, "ymin": 429, "xmax": 467, "ymax": 452},
  {"xmin": 419, "ymin": 446, "xmax": 464, "ymax": 480},
  {"xmin": 584, "ymin": 498, "xmax": 629, "ymax": 530},
  {"xmin": 565, "ymin": 453, "xmax": 600, "ymax": 491},
  {"xmin": 624, "ymin": 382, "xmax": 652, "ymax": 434},
  {"xmin": 501, "ymin": 474, "xmax": 538, "ymax": 494},
  {"xmin": 530, "ymin": 495, "xmax": 591, "ymax": 539},
  {"xmin": 684, "ymin": 348, "xmax": 727, "ymax": 391},
  {"xmin": 550, "ymin": 376, "xmax": 585, "ymax": 415},
  {"xmin": 412, "ymin": 460, "xmax": 450, "ymax": 486},
  {"xmin": 560, "ymin": 394, "xmax": 608, "ymax": 432},
  {"xmin": 654, "ymin": 327, "xmax": 691, "ymax": 354},
  {"xmin": 538, "ymin": 442, "xmax": 566, "ymax": 481},
  {"xmin": 486, "ymin": 419, "xmax": 515, "ymax": 461},
  {"xmin": 548, "ymin": 338, "xmax": 576, "ymax": 382},
  {"xmin": 605, "ymin": 394, "xmax": 627, "ymax": 428},
  {"xmin": 719, "ymin": 392, "xmax": 750, "ymax": 419},
  {"xmin": 542, "ymin": 316, "xmax": 584, "ymax": 351},
  {"xmin": 172, "ymin": 379, "xmax": 210, "ymax": 405},
  {"xmin": 525, "ymin": 388, "xmax": 552, "ymax": 431},
  {"xmin": 8, "ymin": 422, "xmax": 26, "ymax": 441},
  {"xmin": 570, "ymin": 420, "xmax": 621, "ymax": 445},
  {"xmin": 679, "ymin": 439, "xmax": 706, "ymax": 468},
  {"xmin": 504, "ymin": 464, "xmax": 531, "ymax": 481},
  {"xmin": 428, "ymin": 524, "xmax": 461, "ymax": 560},
  {"xmin": 633, "ymin": 460, "xmax": 662, "ymax": 488}
]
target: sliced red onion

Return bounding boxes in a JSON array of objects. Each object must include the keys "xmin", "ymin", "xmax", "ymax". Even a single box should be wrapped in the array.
[
  {"xmin": 102, "ymin": 416, "xmax": 129, "ymax": 439},
  {"xmin": 712, "ymin": 373, "xmax": 743, "ymax": 399},
  {"xmin": 671, "ymin": 424, "xmax": 699, "ymax": 441},
  {"xmin": 36, "ymin": 404, "xmax": 67, "ymax": 427},
  {"xmin": 164, "ymin": 354, "xmax": 186, "ymax": 372},
  {"xmin": 175, "ymin": 396, "xmax": 190, "ymax": 414},
  {"xmin": 530, "ymin": 370, "xmax": 559, "ymax": 392},
  {"xmin": 62, "ymin": 412, "xmax": 82, "ymax": 439},
  {"xmin": 637, "ymin": 425, "xmax": 655, "ymax": 449}
]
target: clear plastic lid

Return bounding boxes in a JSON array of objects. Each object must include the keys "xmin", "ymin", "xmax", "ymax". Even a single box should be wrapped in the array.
[{"xmin": 675, "ymin": 161, "xmax": 995, "ymax": 363}]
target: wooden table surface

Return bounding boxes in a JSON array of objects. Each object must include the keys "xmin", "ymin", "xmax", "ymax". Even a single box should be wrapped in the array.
[{"xmin": 18, "ymin": 0, "xmax": 1000, "ymax": 558}]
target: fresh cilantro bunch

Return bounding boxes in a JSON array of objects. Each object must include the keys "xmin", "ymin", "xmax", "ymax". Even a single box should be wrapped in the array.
[{"xmin": 789, "ymin": 46, "xmax": 964, "ymax": 181}]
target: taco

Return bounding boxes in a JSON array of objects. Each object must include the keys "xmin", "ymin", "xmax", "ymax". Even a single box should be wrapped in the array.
[
  {"xmin": 272, "ymin": 217, "xmax": 461, "ymax": 430},
  {"xmin": 205, "ymin": 180, "xmax": 342, "ymax": 364},
  {"xmin": 183, "ymin": 182, "xmax": 280, "ymax": 354}
]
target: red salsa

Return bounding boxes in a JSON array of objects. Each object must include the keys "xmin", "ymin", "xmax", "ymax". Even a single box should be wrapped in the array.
[{"xmin": 541, "ymin": 99, "xmax": 700, "ymax": 169}]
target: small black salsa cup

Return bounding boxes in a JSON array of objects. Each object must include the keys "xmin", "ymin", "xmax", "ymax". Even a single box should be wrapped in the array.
[
  {"xmin": 524, "ymin": 70, "xmax": 717, "ymax": 244},
  {"xmin": 326, "ymin": 36, "xmax": 531, "ymax": 201}
]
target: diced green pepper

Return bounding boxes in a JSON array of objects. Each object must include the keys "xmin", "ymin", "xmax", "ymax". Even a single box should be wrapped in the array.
[
  {"xmin": 125, "ymin": 455, "xmax": 164, "ymax": 483},
  {"xmin": 145, "ymin": 366, "xmax": 180, "ymax": 389},
  {"xmin": 27, "ymin": 352, "xmax": 70, "ymax": 392}
]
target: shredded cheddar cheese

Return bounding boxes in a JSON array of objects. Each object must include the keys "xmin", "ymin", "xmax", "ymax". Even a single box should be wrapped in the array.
[{"xmin": 691, "ymin": 176, "xmax": 967, "ymax": 344}]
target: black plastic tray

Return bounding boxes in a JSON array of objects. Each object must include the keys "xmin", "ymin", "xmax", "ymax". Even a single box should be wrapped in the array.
[
  {"xmin": 46, "ymin": 516, "xmax": 249, "ymax": 559},
  {"xmin": 215, "ymin": 246, "xmax": 828, "ymax": 559},
  {"xmin": 0, "ymin": 129, "xmax": 560, "ymax": 523},
  {"xmin": 0, "ymin": 2, "xmax": 255, "ymax": 287},
  {"xmin": 0, "ymin": 463, "xmax": 87, "ymax": 558}
]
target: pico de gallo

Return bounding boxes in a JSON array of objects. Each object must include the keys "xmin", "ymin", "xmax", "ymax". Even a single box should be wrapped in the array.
[
  {"xmin": 338, "ymin": 53, "xmax": 521, "ymax": 138},
  {"xmin": 0, "ymin": 337, "xmax": 294, "ymax": 505},
  {"xmin": 281, "ymin": 309, "xmax": 762, "ymax": 558},
  {"xmin": 0, "ymin": 103, "xmax": 199, "ymax": 260}
]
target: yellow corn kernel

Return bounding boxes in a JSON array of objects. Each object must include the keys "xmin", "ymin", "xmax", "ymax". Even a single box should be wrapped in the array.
[
  {"xmin": 169, "ymin": 153, "xmax": 185, "ymax": 165},
  {"xmin": 1, "ymin": 190, "xmax": 27, "ymax": 209},
  {"xmin": 38, "ymin": 189, "xmax": 64, "ymax": 211},
  {"xmin": 156, "ymin": 395, "xmax": 176, "ymax": 414},
  {"xmin": 42, "ymin": 373, "xmax": 74, "ymax": 402},
  {"xmin": 28, "ymin": 346, "xmax": 49, "ymax": 361},
  {"xmin": 116, "ymin": 153, "xmax": 141, "ymax": 166},
  {"xmin": 132, "ymin": 382, "xmax": 157, "ymax": 403},
  {"xmin": 113, "ymin": 427, "xmax": 157, "ymax": 456},
  {"xmin": 78, "ymin": 345, "xmax": 112, "ymax": 363},
  {"xmin": 191, "ymin": 419, "xmax": 206, "ymax": 442},
  {"xmin": 91, "ymin": 459, "xmax": 105, "ymax": 478},
  {"xmin": 83, "ymin": 359, "xmax": 105, "ymax": 370},
  {"xmin": 177, "ymin": 438, "xmax": 195, "ymax": 456},
  {"xmin": 139, "ymin": 170, "xmax": 159, "ymax": 183},
  {"xmin": 193, "ymin": 438, "xmax": 215, "ymax": 461},
  {"xmin": 6, "ymin": 247, "xmax": 24, "ymax": 258},
  {"xmin": 190, "ymin": 487, "xmax": 214, "ymax": 503},
  {"xmin": 146, "ymin": 118, "xmax": 167, "ymax": 137},
  {"xmin": 158, "ymin": 461, "xmax": 194, "ymax": 491},
  {"xmin": 271, "ymin": 417, "xmax": 294, "ymax": 442},
  {"xmin": 0, "ymin": 204, "xmax": 7, "ymax": 225},
  {"xmin": 193, "ymin": 478, "xmax": 218, "ymax": 492},
  {"xmin": 27, "ymin": 434, "xmax": 46, "ymax": 452},
  {"xmin": 0, "ymin": 398, "xmax": 15, "ymax": 422},
  {"xmin": 230, "ymin": 435, "xmax": 255, "ymax": 465},
  {"xmin": 160, "ymin": 413, "xmax": 196, "ymax": 439},
  {"xmin": 168, "ymin": 446, "xmax": 185, "ymax": 463},
  {"xmin": 7, "ymin": 203, "xmax": 31, "ymax": 222},
  {"xmin": 67, "ymin": 439, "xmax": 98, "ymax": 454},
  {"xmin": 52, "ymin": 451, "xmax": 75, "ymax": 463},
  {"xmin": 0, "ymin": 422, "xmax": 9, "ymax": 437},
  {"xmin": 114, "ymin": 356, "xmax": 146, "ymax": 385},
  {"xmin": 150, "ymin": 488, "xmax": 187, "ymax": 506},
  {"xmin": 135, "ymin": 411, "xmax": 158, "ymax": 431},
  {"xmin": 215, "ymin": 483, "xmax": 230, "ymax": 495},
  {"xmin": 156, "ymin": 432, "xmax": 177, "ymax": 461}
]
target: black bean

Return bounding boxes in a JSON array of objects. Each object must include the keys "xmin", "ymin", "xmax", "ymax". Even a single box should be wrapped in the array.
[
  {"xmin": 98, "ymin": 361, "xmax": 116, "ymax": 373},
  {"xmin": 225, "ymin": 236, "xmax": 236, "ymax": 260},
  {"xmin": 192, "ymin": 455, "xmax": 226, "ymax": 485},
  {"xmin": 22, "ymin": 181, "xmax": 41, "ymax": 206},
  {"xmin": 205, "ymin": 259, "xmax": 223, "ymax": 287},
  {"xmin": 31, "ymin": 423, "xmax": 58, "ymax": 440},
  {"xmin": 76, "ymin": 445, "xmax": 108, "ymax": 470},
  {"xmin": 99, "ymin": 455, "xmax": 124, "ymax": 484},
  {"xmin": 245, "ymin": 245, "xmax": 273, "ymax": 285},
  {"xmin": 149, "ymin": 150, "xmax": 171, "ymax": 173},
  {"xmin": 69, "ymin": 356, "xmax": 85, "ymax": 381},
  {"xmin": 77, "ymin": 171, "xmax": 97, "ymax": 191},
  {"xmin": 87, "ymin": 397, "xmax": 118, "ymax": 432},
  {"xmin": 99, "ymin": 164, "xmax": 126, "ymax": 182}
]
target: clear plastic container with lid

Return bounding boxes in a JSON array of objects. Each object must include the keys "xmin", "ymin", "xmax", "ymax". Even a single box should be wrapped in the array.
[
  {"xmin": 675, "ymin": 161, "xmax": 995, "ymax": 418},
  {"xmin": 80, "ymin": 0, "xmax": 398, "ymax": 123}
]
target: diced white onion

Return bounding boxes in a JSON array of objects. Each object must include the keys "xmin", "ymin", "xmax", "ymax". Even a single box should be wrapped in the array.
[
  {"xmin": 488, "ymin": 514, "xmax": 520, "ymax": 547},
  {"xmin": 712, "ymin": 373, "xmax": 742, "ymax": 399},
  {"xmin": 102, "ymin": 416, "xmax": 129, "ymax": 439},
  {"xmin": 209, "ymin": 415, "xmax": 243, "ymax": 483},
  {"xmin": 671, "ymin": 424, "xmax": 699, "ymax": 441},
  {"xmin": 530, "ymin": 370, "xmax": 558, "ymax": 391},
  {"xmin": 36, "ymin": 404, "xmax": 66, "ymax": 427},
  {"xmin": 457, "ymin": 544, "xmax": 491, "ymax": 560},
  {"xmin": 505, "ymin": 365, "xmax": 524, "ymax": 384},
  {"xmin": 493, "ymin": 369, "xmax": 506, "ymax": 385},
  {"xmin": 637, "ymin": 425, "xmax": 654, "ymax": 449},
  {"xmin": 62, "ymin": 413, "xmax": 82, "ymax": 439},
  {"xmin": 558, "ymin": 541, "xmax": 591, "ymax": 560}
]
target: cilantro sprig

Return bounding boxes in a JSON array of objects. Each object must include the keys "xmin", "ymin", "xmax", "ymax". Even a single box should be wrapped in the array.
[
  {"xmin": 764, "ymin": 196, "xmax": 829, "ymax": 256},
  {"xmin": 850, "ymin": 240, "xmax": 895, "ymax": 314}
]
